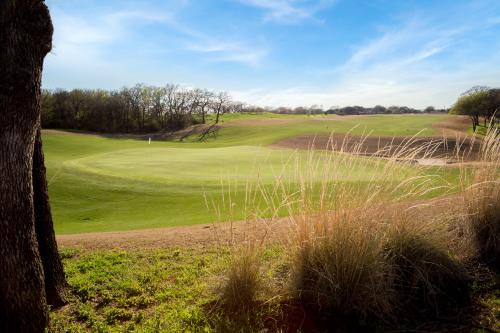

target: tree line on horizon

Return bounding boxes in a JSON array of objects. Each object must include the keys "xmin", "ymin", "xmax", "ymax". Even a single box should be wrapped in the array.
[{"xmin": 42, "ymin": 84, "xmax": 447, "ymax": 134}]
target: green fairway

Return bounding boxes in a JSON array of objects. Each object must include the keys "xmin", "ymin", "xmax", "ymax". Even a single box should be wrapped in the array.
[
  {"xmin": 45, "ymin": 114, "xmax": 459, "ymax": 234},
  {"xmin": 196, "ymin": 113, "xmax": 451, "ymax": 146}
]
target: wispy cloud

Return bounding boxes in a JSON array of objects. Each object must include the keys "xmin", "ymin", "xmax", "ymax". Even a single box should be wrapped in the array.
[
  {"xmin": 341, "ymin": 20, "xmax": 463, "ymax": 73},
  {"xmin": 238, "ymin": 0, "xmax": 335, "ymax": 23},
  {"xmin": 47, "ymin": 5, "xmax": 267, "ymax": 69},
  {"xmin": 232, "ymin": 7, "xmax": 500, "ymax": 108},
  {"xmin": 48, "ymin": 9, "xmax": 172, "ymax": 67}
]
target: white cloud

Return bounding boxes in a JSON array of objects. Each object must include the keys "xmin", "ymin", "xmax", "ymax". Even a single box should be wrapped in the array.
[
  {"xmin": 47, "ymin": 9, "xmax": 171, "ymax": 69},
  {"xmin": 239, "ymin": 0, "xmax": 335, "ymax": 23},
  {"xmin": 46, "ymin": 5, "xmax": 268, "ymax": 70},
  {"xmin": 186, "ymin": 40, "xmax": 267, "ymax": 67}
]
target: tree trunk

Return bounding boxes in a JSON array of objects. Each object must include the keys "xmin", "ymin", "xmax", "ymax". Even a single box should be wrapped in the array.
[
  {"xmin": 33, "ymin": 128, "xmax": 68, "ymax": 307},
  {"xmin": 470, "ymin": 115, "xmax": 477, "ymax": 132},
  {"xmin": 201, "ymin": 106, "xmax": 206, "ymax": 124},
  {"xmin": 0, "ymin": 1, "xmax": 66, "ymax": 331}
]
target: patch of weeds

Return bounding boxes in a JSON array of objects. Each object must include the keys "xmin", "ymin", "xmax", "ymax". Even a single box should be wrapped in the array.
[
  {"xmin": 74, "ymin": 302, "xmax": 95, "ymax": 322},
  {"xmin": 59, "ymin": 247, "xmax": 80, "ymax": 259},
  {"xmin": 104, "ymin": 308, "xmax": 133, "ymax": 324},
  {"xmin": 50, "ymin": 247, "xmax": 226, "ymax": 332}
]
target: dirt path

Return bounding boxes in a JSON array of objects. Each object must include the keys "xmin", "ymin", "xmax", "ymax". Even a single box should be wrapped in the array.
[{"xmin": 57, "ymin": 218, "xmax": 289, "ymax": 250}]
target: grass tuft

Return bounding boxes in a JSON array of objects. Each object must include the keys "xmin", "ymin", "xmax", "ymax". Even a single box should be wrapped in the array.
[
  {"xmin": 290, "ymin": 211, "xmax": 392, "ymax": 320},
  {"xmin": 219, "ymin": 249, "xmax": 263, "ymax": 312},
  {"xmin": 462, "ymin": 128, "xmax": 500, "ymax": 267}
]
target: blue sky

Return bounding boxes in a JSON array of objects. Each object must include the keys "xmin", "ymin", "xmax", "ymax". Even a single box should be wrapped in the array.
[{"xmin": 44, "ymin": 0, "xmax": 500, "ymax": 108}]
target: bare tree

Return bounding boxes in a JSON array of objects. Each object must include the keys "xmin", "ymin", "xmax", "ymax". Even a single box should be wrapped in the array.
[
  {"xmin": 164, "ymin": 84, "xmax": 179, "ymax": 127},
  {"xmin": 196, "ymin": 89, "xmax": 213, "ymax": 124},
  {"xmin": 139, "ymin": 85, "xmax": 153, "ymax": 131},
  {"xmin": 150, "ymin": 86, "xmax": 167, "ymax": 129},
  {"xmin": 212, "ymin": 92, "xmax": 231, "ymax": 124}
]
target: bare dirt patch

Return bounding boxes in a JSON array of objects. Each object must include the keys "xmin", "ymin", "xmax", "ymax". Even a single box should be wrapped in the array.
[
  {"xmin": 432, "ymin": 115, "xmax": 472, "ymax": 137},
  {"xmin": 57, "ymin": 218, "xmax": 288, "ymax": 251},
  {"xmin": 273, "ymin": 134, "xmax": 481, "ymax": 161}
]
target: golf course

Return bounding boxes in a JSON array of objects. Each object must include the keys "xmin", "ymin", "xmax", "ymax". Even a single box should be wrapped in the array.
[
  {"xmin": 4, "ymin": 1, "xmax": 500, "ymax": 331},
  {"xmin": 46, "ymin": 113, "xmax": 467, "ymax": 234},
  {"xmin": 44, "ymin": 111, "xmax": 500, "ymax": 332}
]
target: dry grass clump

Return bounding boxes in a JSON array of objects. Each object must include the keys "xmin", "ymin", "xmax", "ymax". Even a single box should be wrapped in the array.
[
  {"xmin": 462, "ymin": 129, "xmax": 500, "ymax": 267},
  {"xmin": 280, "ymin": 135, "xmax": 469, "ymax": 320},
  {"xmin": 385, "ymin": 217, "xmax": 469, "ymax": 316},
  {"xmin": 290, "ymin": 210, "xmax": 392, "ymax": 319},
  {"xmin": 219, "ymin": 249, "xmax": 262, "ymax": 312},
  {"xmin": 288, "ymin": 207, "xmax": 470, "ymax": 322}
]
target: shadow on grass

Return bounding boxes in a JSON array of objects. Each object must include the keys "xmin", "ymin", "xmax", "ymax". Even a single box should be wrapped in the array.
[{"xmin": 205, "ymin": 267, "xmax": 498, "ymax": 333}]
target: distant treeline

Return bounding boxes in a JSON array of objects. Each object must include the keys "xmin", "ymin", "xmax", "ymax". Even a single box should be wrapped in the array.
[
  {"xmin": 42, "ymin": 84, "xmax": 445, "ymax": 133},
  {"xmin": 270, "ymin": 105, "xmax": 447, "ymax": 115},
  {"xmin": 42, "ymin": 84, "xmax": 240, "ymax": 133},
  {"xmin": 325, "ymin": 105, "xmax": 446, "ymax": 115}
]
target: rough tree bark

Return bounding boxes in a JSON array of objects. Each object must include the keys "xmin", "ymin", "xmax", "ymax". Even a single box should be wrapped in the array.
[
  {"xmin": 0, "ymin": 1, "xmax": 67, "ymax": 331},
  {"xmin": 33, "ymin": 128, "xmax": 68, "ymax": 307}
]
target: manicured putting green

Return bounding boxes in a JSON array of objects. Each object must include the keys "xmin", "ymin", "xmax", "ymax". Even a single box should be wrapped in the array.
[{"xmin": 44, "ymin": 114, "xmax": 457, "ymax": 234}]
